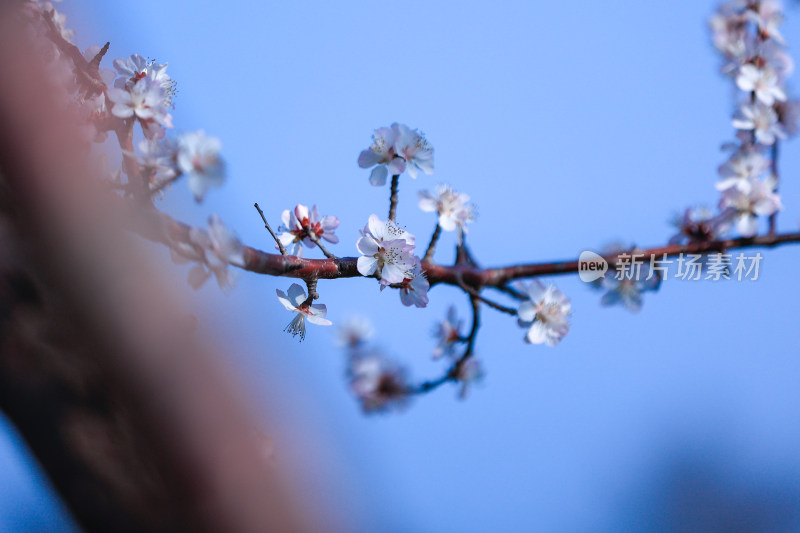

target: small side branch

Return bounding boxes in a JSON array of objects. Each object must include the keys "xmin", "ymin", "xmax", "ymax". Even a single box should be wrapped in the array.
[
  {"xmin": 423, "ymin": 224, "xmax": 441, "ymax": 263},
  {"xmin": 455, "ymin": 275, "xmax": 517, "ymax": 316},
  {"xmin": 306, "ymin": 231, "xmax": 336, "ymax": 259},
  {"xmin": 388, "ymin": 174, "xmax": 400, "ymax": 222},
  {"xmin": 492, "ymin": 283, "xmax": 527, "ymax": 301},
  {"xmin": 410, "ymin": 295, "xmax": 482, "ymax": 396},
  {"xmin": 254, "ymin": 203, "xmax": 286, "ymax": 255}
]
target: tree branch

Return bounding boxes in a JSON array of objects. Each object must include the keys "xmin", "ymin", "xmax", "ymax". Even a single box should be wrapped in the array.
[
  {"xmin": 388, "ymin": 174, "xmax": 400, "ymax": 222},
  {"xmin": 127, "ymin": 201, "xmax": 800, "ymax": 289}
]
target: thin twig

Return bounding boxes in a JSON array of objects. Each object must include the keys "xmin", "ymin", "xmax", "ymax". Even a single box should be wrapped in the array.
[
  {"xmin": 306, "ymin": 231, "xmax": 336, "ymax": 259},
  {"xmin": 454, "ymin": 274, "xmax": 517, "ymax": 316},
  {"xmin": 492, "ymin": 283, "xmax": 527, "ymax": 301},
  {"xmin": 388, "ymin": 174, "xmax": 400, "ymax": 221},
  {"xmin": 410, "ymin": 295, "xmax": 481, "ymax": 395},
  {"xmin": 254, "ymin": 203, "xmax": 286, "ymax": 255},
  {"xmin": 423, "ymin": 224, "xmax": 441, "ymax": 262}
]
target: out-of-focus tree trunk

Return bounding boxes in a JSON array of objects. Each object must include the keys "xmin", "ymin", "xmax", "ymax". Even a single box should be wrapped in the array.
[{"xmin": 0, "ymin": 3, "xmax": 331, "ymax": 531}]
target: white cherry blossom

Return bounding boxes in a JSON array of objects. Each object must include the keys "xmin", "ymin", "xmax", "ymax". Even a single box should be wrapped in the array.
[
  {"xmin": 418, "ymin": 184, "xmax": 477, "ymax": 232},
  {"xmin": 357, "ymin": 123, "xmax": 434, "ymax": 184},
  {"xmin": 276, "ymin": 283, "xmax": 332, "ymax": 341},
  {"xmin": 732, "ymin": 103, "xmax": 786, "ymax": 145},
  {"xmin": 516, "ymin": 280, "xmax": 571, "ymax": 346},
  {"xmin": 356, "ymin": 215, "xmax": 417, "ymax": 287},
  {"xmin": 393, "ymin": 123, "xmax": 434, "ymax": 179},
  {"xmin": 718, "ymin": 177, "xmax": 782, "ymax": 237},
  {"xmin": 357, "ymin": 126, "xmax": 406, "ymax": 186},
  {"xmin": 107, "ymin": 71, "xmax": 173, "ymax": 130},
  {"xmin": 716, "ymin": 148, "xmax": 770, "ymax": 192},
  {"xmin": 132, "ymin": 138, "xmax": 178, "ymax": 189},
  {"xmin": 397, "ymin": 262, "xmax": 429, "ymax": 308},
  {"xmin": 736, "ymin": 64, "xmax": 786, "ymax": 106},
  {"xmin": 176, "ymin": 130, "xmax": 225, "ymax": 202}
]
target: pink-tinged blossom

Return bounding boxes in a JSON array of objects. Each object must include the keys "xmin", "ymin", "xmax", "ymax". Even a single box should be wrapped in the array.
[
  {"xmin": 113, "ymin": 54, "xmax": 173, "ymax": 95},
  {"xmin": 277, "ymin": 204, "xmax": 340, "ymax": 257},
  {"xmin": 393, "ymin": 123, "xmax": 434, "ymax": 179},
  {"xmin": 716, "ymin": 148, "xmax": 770, "ymax": 192},
  {"xmin": 276, "ymin": 283, "xmax": 332, "ymax": 341},
  {"xmin": 357, "ymin": 126, "xmax": 406, "ymax": 186},
  {"xmin": 185, "ymin": 215, "xmax": 245, "ymax": 292},
  {"xmin": 718, "ymin": 177, "xmax": 782, "ymax": 237},
  {"xmin": 669, "ymin": 206, "xmax": 728, "ymax": 244},
  {"xmin": 176, "ymin": 130, "xmax": 225, "ymax": 202},
  {"xmin": 736, "ymin": 64, "xmax": 786, "ymax": 106},
  {"xmin": 347, "ymin": 352, "xmax": 408, "ymax": 414},
  {"xmin": 398, "ymin": 263, "xmax": 429, "ymax": 308},
  {"xmin": 418, "ymin": 184, "xmax": 477, "ymax": 232},
  {"xmin": 432, "ymin": 306, "xmax": 463, "ymax": 359},
  {"xmin": 732, "ymin": 103, "xmax": 786, "ymax": 145},
  {"xmin": 516, "ymin": 280, "xmax": 571, "ymax": 346},
  {"xmin": 356, "ymin": 215, "xmax": 417, "ymax": 287}
]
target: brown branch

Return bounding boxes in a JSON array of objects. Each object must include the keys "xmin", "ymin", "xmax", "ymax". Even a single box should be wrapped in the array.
[
  {"xmin": 126, "ymin": 200, "xmax": 800, "ymax": 289},
  {"xmin": 423, "ymin": 223, "xmax": 441, "ymax": 262},
  {"xmin": 254, "ymin": 202, "xmax": 286, "ymax": 255},
  {"xmin": 388, "ymin": 174, "xmax": 400, "ymax": 221},
  {"xmin": 410, "ymin": 295, "xmax": 481, "ymax": 395},
  {"xmin": 306, "ymin": 231, "xmax": 336, "ymax": 259},
  {"xmin": 454, "ymin": 274, "xmax": 517, "ymax": 316}
]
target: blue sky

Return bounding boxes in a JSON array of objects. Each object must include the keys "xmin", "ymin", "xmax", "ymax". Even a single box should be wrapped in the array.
[{"xmin": 3, "ymin": 1, "xmax": 800, "ymax": 531}]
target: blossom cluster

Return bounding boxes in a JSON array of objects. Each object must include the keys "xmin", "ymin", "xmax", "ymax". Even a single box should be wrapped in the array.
[
  {"xmin": 692, "ymin": 0, "xmax": 796, "ymax": 239},
  {"xmin": 107, "ymin": 54, "xmax": 175, "ymax": 140},
  {"xmin": 276, "ymin": 284, "xmax": 331, "ymax": 341},
  {"xmin": 356, "ymin": 214, "xmax": 429, "ymax": 308},
  {"xmin": 357, "ymin": 123, "xmax": 434, "ymax": 186},
  {"xmin": 514, "ymin": 280, "xmax": 572, "ymax": 346}
]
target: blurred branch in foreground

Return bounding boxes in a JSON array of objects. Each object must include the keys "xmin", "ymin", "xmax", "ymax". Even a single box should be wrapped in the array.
[{"xmin": 0, "ymin": 3, "xmax": 334, "ymax": 532}]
